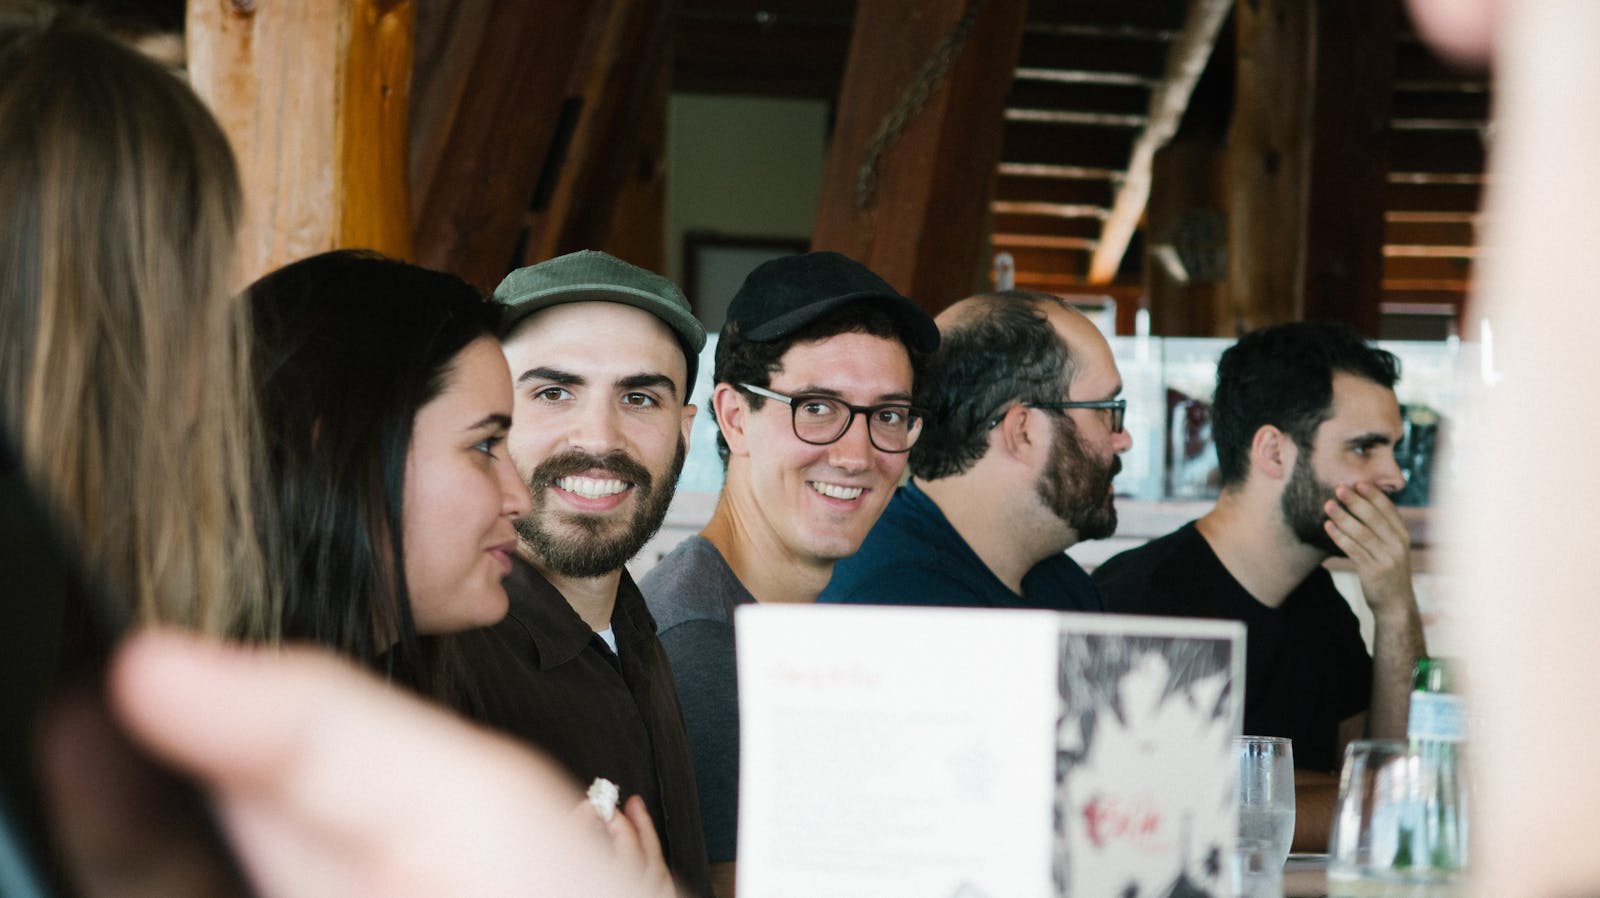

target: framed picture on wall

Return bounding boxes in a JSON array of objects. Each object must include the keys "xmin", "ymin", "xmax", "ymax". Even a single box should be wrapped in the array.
[{"xmin": 683, "ymin": 232, "xmax": 808, "ymax": 332}]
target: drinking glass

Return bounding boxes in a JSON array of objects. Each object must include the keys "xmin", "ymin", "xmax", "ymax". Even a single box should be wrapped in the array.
[
  {"xmin": 1236, "ymin": 736, "xmax": 1296, "ymax": 870},
  {"xmin": 1327, "ymin": 739, "xmax": 1466, "ymax": 896},
  {"xmin": 1229, "ymin": 837, "xmax": 1285, "ymax": 898}
]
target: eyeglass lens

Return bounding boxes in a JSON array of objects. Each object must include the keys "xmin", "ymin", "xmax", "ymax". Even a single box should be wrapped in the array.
[{"xmin": 792, "ymin": 397, "xmax": 920, "ymax": 452}]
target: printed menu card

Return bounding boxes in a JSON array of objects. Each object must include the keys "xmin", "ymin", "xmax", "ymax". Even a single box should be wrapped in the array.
[{"xmin": 735, "ymin": 605, "xmax": 1244, "ymax": 898}]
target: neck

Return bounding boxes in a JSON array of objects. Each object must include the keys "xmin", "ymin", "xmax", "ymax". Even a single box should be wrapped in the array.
[
  {"xmin": 699, "ymin": 491, "xmax": 834, "ymax": 604},
  {"xmin": 1196, "ymin": 490, "xmax": 1326, "ymax": 608},
  {"xmin": 520, "ymin": 543, "xmax": 621, "ymax": 632},
  {"xmin": 914, "ymin": 474, "xmax": 1067, "ymax": 595}
]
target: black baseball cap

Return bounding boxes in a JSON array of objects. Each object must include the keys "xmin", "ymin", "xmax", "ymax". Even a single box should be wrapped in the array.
[{"xmin": 724, "ymin": 251, "xmax": 939, "ymax": 352}]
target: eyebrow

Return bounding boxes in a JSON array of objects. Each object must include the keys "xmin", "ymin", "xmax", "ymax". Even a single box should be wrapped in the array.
[
  {"xmin": 619, "ymin": 372, "xmax": 679, "ymax": 400},
  {"xmin": 1346, "ymin": 432, "xmax": 1395, "ymax": 450},
  {"xmin": 518, "ymin": 366, "xmax": 680, "ymax": 400},
  {"xmin": 467, "ymin": 413, "xmax": 512, "ymax": 432},
  {"xmin": 779, "ymin": 384, "xmax": 915, "ymax": 404},
  {"xmin": 517, "ymin": 366, "xmax": 581, "ymax": 387}
]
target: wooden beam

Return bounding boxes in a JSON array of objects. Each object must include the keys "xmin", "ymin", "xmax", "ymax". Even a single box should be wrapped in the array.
[
  {"xmin": 1085, "ymin": 0, "xmax": 1231, "ymax": 284},
  {"xmin": 188, "ymin": 0, "xmax": 415, "ymax": 285},
  {"xmin": 1225, "ymin": 0, "xmax": 1399, "ymax": 335},
  {"xmin": 1300, "ymin": 0, "xmax": 1398, "ymax": 332},
  {"xmin": 1000, "ymin": 121, "xmax": 1134, "ymax": 172},
  {"xmin": 523, "ymin": 0, "xmax": 680, "ymax": 265},
  {"xmin": 601, "ymin": 53, "xmax": 671, "ymax": 273},
  {"xmin": 408, "ymin": 0, "xmax": 596, "ymax": 290},
  {"xmin": 1015, "ymin": 29, "xmax": 1171, "ymax": 76},
  {"xmin": 674, "ymin": 7, "xmax": 854, "ymax": 98},
  {"xmin": 1145, "ymin": 138, "xmax": 1228, "ymax": 336},
  {"xmin": 811, "ymin": 0, "xmax": 1028, "ymax": 315},
  {"xmin": 1225, "ymin": 0, "xmax": 1311, "ymax": 330}
]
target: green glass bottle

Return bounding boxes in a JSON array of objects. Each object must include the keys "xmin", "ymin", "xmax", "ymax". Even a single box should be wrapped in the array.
[{"xmin": 1407, "ymin": 656, "xmax": 1467, "ymax": 877}]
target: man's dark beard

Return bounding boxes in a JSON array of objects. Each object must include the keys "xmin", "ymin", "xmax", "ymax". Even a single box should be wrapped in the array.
[
  {"xmin": 1036, "ymin": 413, "xmax": 1120, "ymax": 541},
  {"xmin": 1281, "ymin": 447, "xmax": 1343, "ymax": 556},
  {"xmin": 516, "ymin": 438, "xmax": 687, "ymax": 578}
]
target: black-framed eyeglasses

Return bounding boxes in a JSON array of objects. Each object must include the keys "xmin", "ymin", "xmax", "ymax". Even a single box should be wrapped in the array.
[
  {"xmin": 986, "ymin": 398, "xmax": 1126, "ymax": 433},
  {"xmin": 738, "ymin": 383, "xmax": 926, "ymax": 453}
]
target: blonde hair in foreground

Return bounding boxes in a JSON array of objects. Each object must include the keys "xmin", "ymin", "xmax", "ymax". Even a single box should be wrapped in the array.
[{"xmin": 0, "ymin": 5, "xmax": 278, "ymax": 639}]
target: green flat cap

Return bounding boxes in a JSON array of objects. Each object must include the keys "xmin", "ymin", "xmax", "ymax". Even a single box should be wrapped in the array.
[{"xmin": 494, "ymin": 250, "xmax": 707, "ymax": 386}]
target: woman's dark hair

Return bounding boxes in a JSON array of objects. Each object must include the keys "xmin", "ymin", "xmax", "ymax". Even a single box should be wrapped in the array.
[{"xmin": 247, "ymin": 250, "xmax": 500, "ymax": 696}]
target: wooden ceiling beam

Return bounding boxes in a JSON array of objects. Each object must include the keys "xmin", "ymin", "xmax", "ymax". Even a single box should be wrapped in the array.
[
  {"xmin": 1012, "ymin": 68, "xmax": 1160, "ymax": 89},
  {"xmin": 522, "ymin": 0, "xmax": 680, "ymax": 264},
  {"xmin": 991, "ymin": 202, "xmax": 1109, "ymax": 220},
  {"xmin": 1001, "ymin": 121, "xmax": 1134, "ymax": 169},
  {"xmin": 993, "ymin": 215, "xmax": 1105, "ymax": 237},
  {"xmin": 994, "ymin": 176, "xmax": 1115, "ymax": 206},
  {"xmin": 408, "ymin": 0, "xmax": 598, "ymax": 289},
  {"xmin": 1026, "ymin": 0, "xmax": 1189, "ymax": 32},
  {"xmin": 811, "ymin": 0, "xmax": 1029, "ymax": 314},
  {"xmin": 1016, "ymin": 30, "xmax": 1172, "ymax": 76},
  {"xmin": 1005, "ymin": 80, "xmax": 1152, "ymax": 116},
  {"xmin": 673, "ymin": 8, "xmax": 853, "ymax": 97},
  {"xmin": 1085, "ymin": 0, "xmax": 1231, "ymax": 284},
  {"xmin": 1386, "ymin": 181, "xmax": 1483, "ymax": 212}
]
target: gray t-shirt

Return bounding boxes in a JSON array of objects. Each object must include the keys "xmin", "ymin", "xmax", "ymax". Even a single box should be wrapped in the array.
[{"xmin": 640, "ymin": 536, "xmax": 755, "ymax": 864}]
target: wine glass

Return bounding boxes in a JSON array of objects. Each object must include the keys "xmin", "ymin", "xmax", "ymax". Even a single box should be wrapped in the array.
[{"xmin": 1236, "ymin": 736, "xmax": 1296, "ymax": 870}]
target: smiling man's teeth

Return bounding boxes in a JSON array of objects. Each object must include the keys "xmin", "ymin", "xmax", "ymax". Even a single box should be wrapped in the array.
[
  {"xmin": 810, "ymin": 481, "xmax": 863, "ymax": 500},
  {"xmin": 556, "ymin": 476, "xmax": 628, "ymax": 499}
]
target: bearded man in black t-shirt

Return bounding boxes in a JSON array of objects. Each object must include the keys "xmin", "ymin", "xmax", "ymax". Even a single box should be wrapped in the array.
[{"xmin": 1094, "ymin": 321, "xmax": 1426, "ymax": 852}]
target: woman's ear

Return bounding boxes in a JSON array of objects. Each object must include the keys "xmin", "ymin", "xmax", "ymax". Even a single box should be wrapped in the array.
[{"xmin": 710, "ymin": 384, "xmax": 749, "ymax": 458}]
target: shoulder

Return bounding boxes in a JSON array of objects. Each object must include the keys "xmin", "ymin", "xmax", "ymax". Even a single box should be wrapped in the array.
[
  {"xmin": 1092, "ymin": 523, "xmax": 1208, "ymax": 610},
  {"xmin": 641, "ymin": 536, "xmax": 747, "ymax": 632},
  {"xmin": 1023, "ymin": 552, "xmax": 1105, "ymax": 612},
  {"xmin": 819, "ymin": 487, "xmax": 965, "ymax": 605}
]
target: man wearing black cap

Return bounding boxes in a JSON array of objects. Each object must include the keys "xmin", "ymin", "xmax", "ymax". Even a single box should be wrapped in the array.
[
  {"xmin": 819, "ymin": 290, "xmax": 1129, "ymax": 612},
  {"xmin": 640, "ymin": 251, "xmax": 938, "ymax": 896},
  {"xmin": 453, "ymin": 250, "xmax": 712, "ymax": 896}
]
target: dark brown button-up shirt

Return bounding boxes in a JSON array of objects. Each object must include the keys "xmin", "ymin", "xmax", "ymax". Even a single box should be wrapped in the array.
[{"xmin": 455, "ymin": 556, "xmax": 712, "ymax": 897}]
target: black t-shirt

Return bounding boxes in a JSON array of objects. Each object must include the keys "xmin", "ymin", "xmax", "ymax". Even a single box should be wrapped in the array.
[{"xmin": 1093, "ymin": 522, "xmax": 1372, "ymax": 772}]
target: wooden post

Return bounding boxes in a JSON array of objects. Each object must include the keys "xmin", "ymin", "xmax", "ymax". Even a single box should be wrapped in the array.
[
  {"xmin": 601, "ymin": 55, "xmax": 671, "ymax": 273},
  {"xmin": 1146, "ymin": 139, "xmax": 1229, "ymax": 336},
  {"xmin": 407, "ymin": 0, "xmax": 600, "ymax": 290},
  {"xmin": 522, "ymin": 0, "xmax": 679, "ymax": 266},
  {"xmin": 187, "ymin": 0, "xmax": 415, "ymax": 285},
  {"xmin": 1225, "ymin": 0, "xmax": 1396, "ymax": 335},
  {"xmin": 811, "ymin": 0, "xmax": 1029, "ymax": 315},
  {"xmin": 1225, "ymin": 0, "xmax": 1311, "ymax": 332},
  {"xmin": 1300, "ymin": 0, "xmax": 1396, "ymax": 335}
]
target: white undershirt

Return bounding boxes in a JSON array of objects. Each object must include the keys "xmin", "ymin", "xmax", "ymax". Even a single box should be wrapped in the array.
[{"xmin": 596, "ymin": 625, "xmax": 618, "ymax": 655}]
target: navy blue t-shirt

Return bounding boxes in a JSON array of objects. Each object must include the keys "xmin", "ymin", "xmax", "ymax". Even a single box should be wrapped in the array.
[{"xmin": 819, "ymin": 480, "xmax": 1105, "ymax": 611}]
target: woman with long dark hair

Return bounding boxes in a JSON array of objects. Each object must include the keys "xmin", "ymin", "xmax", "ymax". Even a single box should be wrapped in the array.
[{"xmin": 246, "ymin": 249, "xmax": 530, "ymax": 698}]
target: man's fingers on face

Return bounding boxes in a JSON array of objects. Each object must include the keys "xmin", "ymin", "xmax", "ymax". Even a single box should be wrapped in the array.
[{"xmin": 1337, "ymin": 483, "xmax": 1407, "ymax": 542}]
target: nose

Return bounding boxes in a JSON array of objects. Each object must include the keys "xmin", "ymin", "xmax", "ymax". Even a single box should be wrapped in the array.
[
  {"xmin": 824, "ymin": 410, "xmax": 874, "ymax": 473},
  {"xmin": 1375, "ymin": 451, "xmax": 1406, "ymax": 495},
  {"xmin": 564, "ymin": 398, "xmax": 624, "ymax": 456},
  {"xmin": 1112, "ymin": 425, "xmax": 1133, "ymax": 455},
  {"xmin": 496, "ymin": 453, "xmax": 532, "ymax": 517}
]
